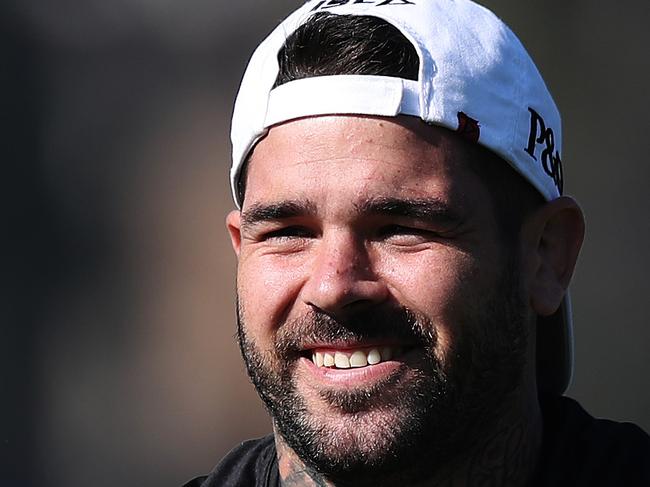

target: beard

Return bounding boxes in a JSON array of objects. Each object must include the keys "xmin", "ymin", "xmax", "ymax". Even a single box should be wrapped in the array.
[{"xmin": 236, "ymin": 255, "xmax": 528, "ymax": 483}]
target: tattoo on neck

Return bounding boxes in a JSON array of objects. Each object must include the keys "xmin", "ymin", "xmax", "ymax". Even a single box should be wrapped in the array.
[
  {"xmin": 280, "ymin": 466, "xmax": 330, "ymax": 487},
  {"xmin": 276, "ymin": 435, "xmax": 331, "ymax": 487}
]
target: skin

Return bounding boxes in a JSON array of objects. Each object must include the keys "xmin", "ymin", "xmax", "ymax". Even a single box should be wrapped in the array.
[{"xmin": 227, "ymin": 115, "xmax": 584, "ymax": 486}]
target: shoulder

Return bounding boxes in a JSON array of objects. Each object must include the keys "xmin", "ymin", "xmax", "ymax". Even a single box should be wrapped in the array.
[
  {"xmin": 182, "ymin": 435, "xmax": 278, "ymax": 487},
  {"xmin": 537, "ymin": 395, "xmax": 650, "ymax": 486}
]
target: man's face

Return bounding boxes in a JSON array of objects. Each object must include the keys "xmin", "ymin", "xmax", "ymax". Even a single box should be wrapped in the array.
[{"xmin": 227, "ymin": 115, "xmax": 530, "ymax": 477}]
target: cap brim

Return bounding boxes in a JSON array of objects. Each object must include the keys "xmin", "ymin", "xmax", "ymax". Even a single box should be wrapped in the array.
[{"xmin": 536, "ymin": 292, "xmax": 574, "ymax": 395}]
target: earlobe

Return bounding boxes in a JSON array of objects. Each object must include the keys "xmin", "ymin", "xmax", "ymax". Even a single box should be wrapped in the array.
[
  {"xmin": 524, "ymin": 196, "xmax": 585, "ymax": 316},
  {"xmin": 226, "ymin": 210, "xmax": 243, "ymax": 257}
]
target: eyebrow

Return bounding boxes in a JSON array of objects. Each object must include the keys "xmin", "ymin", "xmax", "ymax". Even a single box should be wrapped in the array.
[
  {"xmin": 240, "ymin": 196, "xmax": 465, "ymax": 228},
  {"xmin": 241, "ymin": 200, "xmax": 317, "ymax": 227},
  {"xmin": 355, "ymin": 197, "xmax": 465, "ymax": 227}
]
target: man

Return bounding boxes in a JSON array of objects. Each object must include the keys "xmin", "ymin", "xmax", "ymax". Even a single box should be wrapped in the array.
[{"xmin": 186, "ymin": 1, "xmax": 650, "ymax": 485}]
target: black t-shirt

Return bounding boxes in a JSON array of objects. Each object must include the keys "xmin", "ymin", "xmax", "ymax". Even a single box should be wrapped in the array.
[
  {"xmin": 184, "ymin": 435, "xmax": 279, "ymax": 487},
  {"xmin": 184, "ymin": 396, "xmax": 650, "ymax": 487}
]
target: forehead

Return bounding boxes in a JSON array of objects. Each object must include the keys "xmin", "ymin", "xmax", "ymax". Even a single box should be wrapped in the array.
[{"xmin": 243, "ymin": 115, "xmax": 488, "ymax": 210}]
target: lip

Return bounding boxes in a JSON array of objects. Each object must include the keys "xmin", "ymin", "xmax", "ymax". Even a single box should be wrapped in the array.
[{"xmin": 298, "ymin": 356, "xmax": 405, "ymax": 386}]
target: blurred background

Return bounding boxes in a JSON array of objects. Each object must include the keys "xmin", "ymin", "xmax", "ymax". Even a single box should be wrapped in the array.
[{"xmin": 2, "ymin": 1, "xmax": 648, "ymax": 486}]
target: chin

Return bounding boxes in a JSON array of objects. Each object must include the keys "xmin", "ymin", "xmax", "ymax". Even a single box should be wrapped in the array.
[{"xmin": 268, "ymin": 354, "xmax": 465, "ymax": 479}]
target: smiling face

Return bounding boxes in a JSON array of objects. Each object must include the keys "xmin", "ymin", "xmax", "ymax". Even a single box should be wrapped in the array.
[{"xmin": 227, "ymin": 115, "xmax": 532, "ymax": 478}]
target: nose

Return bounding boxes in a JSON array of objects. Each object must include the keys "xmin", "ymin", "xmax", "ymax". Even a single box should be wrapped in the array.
[{"xmin": 301, "ymin": 230, "xmax": 388, "ymax": 315}]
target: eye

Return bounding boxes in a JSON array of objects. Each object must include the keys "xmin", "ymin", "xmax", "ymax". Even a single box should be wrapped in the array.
[
  {"xmin": 377, "ymin": 224, "xmax": 437, "ymax": 245},
  {"xmin": 262, "ymin": 225, "xmax": 314, "ymax": 242}
]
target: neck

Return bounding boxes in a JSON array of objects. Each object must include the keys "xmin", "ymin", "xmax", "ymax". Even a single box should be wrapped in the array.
[{"xmin": 275, "ymin": 391, "xmax": 543, "ymax": 487}]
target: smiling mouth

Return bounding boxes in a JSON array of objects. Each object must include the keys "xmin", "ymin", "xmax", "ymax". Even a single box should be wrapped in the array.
[{"xmin": 307, "ymin": 346, "xmax": 406, "ymax": 369}]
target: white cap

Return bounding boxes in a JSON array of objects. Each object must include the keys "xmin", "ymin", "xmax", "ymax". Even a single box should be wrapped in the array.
[{"xmin": 230, "ymin": 0, "xmax": 572, "ymax": 395}]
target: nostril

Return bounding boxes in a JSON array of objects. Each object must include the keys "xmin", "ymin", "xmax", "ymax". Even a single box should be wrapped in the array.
[
  {"xmin": 301, "ymin": 235, "xmax": 387, "ymax": 312},
  {"xmin": 303, "ymin": 279, "xmax": 389, "ymax": 315}
]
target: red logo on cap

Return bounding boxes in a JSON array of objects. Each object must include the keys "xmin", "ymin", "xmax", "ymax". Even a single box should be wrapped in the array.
[{"xmin": 456, "ymin": 112, "xmax": 480, "ymax": 143}]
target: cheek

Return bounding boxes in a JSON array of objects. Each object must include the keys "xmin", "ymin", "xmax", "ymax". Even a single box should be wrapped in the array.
[
  {"xmin": 237, "ymin": 253, "xmax": 308, "ymax": 342},
  {"xmin": 380, "ymin": 248, "xmax": 478, "ymax": 311},
  {"xmin": 378, "ymin": 249, "xmax": 482, "ymax": 352}
]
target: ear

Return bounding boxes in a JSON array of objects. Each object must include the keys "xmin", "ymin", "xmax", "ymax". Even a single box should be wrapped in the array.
[
  {"xmin": 521, "ymin": 196, "xmax": 585, "ymax": 316},
  {"xmin": 226, "ymin": 210, "xmax": 242, "ymax": 257}
]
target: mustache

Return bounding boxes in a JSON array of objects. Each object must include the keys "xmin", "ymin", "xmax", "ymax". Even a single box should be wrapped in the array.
[{"xmin": 274, "ymin": 306, "xmax": 437, "ymax": 358}]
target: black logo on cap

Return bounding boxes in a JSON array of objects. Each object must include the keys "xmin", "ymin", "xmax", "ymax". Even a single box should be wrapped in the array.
[
  {"xmin": 311, "ymin": 0, "xmax": 415, "ymax": 11},
  {"xmin": 524, "ymin": 107, "xmax": 563, "ymax": 194}
]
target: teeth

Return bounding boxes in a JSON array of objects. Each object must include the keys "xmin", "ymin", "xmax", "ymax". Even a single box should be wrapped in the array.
[
  {"xmin": 323, "ymin": 353, "xmax": 335, "ymax": 367},
  {"xmin": 367, "ymin": 348, "xmax": 381, "ymax": 365},
  {"xmin": 311, "ymin": 347, "xmax": 399, "ymax": 369},
  {"xmin": 349, "ymin": 350, "xmax": 367, "ymax": 368},
  {"xmin": 334, "ymin": 352, "xmax": 350, "ymax": 368}
]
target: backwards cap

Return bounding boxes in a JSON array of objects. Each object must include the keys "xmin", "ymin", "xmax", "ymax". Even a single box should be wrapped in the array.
[{"xmin": 230, "ymin": 0, "xmax": 572, "ymax": 395}]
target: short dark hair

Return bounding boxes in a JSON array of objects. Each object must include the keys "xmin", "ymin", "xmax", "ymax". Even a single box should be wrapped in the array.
[
  {"xmin": 239, "ymin": 13, "xmax": 543, "ymax": 241},
  {"xmin": 274, "ymin": 13, "xmax": 419, "ymax": 86}
]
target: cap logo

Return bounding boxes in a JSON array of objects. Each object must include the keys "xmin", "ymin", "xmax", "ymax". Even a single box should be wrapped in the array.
[
  {"xmin": 524, "ymin": 107, "xmax": 563, "ymax": 194},
  {"xmin": 311, "ymin": 0, "xmax": 415, "ymax": 11},
  {"xmin": 456, "ymin": 112, "xmax": 480, "ymax": 144}
]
